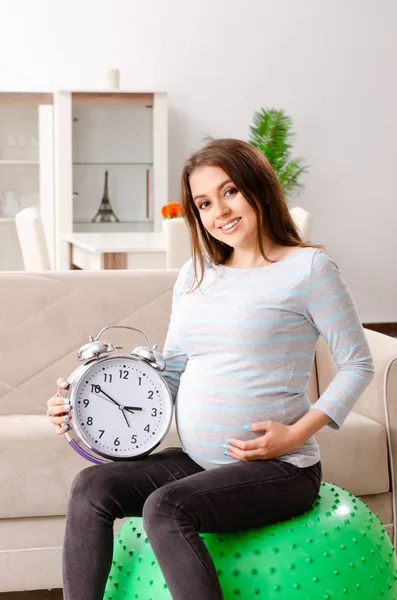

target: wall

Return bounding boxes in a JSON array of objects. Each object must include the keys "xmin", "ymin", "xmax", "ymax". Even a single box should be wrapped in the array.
[{"xmin": 0, "ymin": 0, "xmax": 395, "ymax": 321}]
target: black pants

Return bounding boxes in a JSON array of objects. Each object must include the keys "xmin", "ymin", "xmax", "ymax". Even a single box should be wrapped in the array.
[{"xmin": 63, "ymin": 447, "xmax": 322, "ymax": 600}]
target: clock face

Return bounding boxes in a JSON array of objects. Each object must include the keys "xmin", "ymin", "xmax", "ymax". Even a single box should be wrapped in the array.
[{"xmin": 71, "ymin": 355, "xmax": 173, "ymax": 459}]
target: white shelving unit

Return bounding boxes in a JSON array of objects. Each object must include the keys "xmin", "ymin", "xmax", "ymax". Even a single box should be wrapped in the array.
[
  {"xmin": 54, "ymin": 90, "xmax": 168, "ymax": 270},
  {"xmin": 0, "ymin": 90, "xmax": 168, "ymax": 271}
]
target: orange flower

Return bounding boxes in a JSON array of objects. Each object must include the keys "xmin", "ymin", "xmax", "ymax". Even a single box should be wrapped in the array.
[{"xmin": 161, "ymin": 201, "xmax": 182, "ymax": 219}]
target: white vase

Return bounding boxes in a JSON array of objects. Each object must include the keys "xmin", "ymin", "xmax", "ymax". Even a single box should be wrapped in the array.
[
  {"xmin": 162, "ymin": 217, "xmax": 182, "ymax": 236},
  {"xmin": 161, "ymin": 219, "xmax": 169, "ymax": 235},
  {"xmin": 161, "ymin": 218, "xmax": 191, "ymax": 268}
]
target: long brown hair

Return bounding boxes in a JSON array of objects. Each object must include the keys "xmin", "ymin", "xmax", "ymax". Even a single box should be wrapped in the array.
[{"xmin": 180, "ymin": 138, "xmax": 322, "ymax": 288}]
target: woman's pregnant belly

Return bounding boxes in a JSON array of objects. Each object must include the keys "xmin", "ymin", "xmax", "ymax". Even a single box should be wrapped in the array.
[{"xmin": 175, "ymin": 367, "xmax": 287, "ymax": 470}]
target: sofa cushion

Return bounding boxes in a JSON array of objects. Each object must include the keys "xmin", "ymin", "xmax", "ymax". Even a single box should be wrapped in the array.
[
  {"xmin": 0, "ymin": 415, "xmax": 181, "ymax": 519},
  {"xmin": 0, "ymin": 270, "xmax": 178, "ymax": 416},
  {"xmin": 0, "ymin": 409, "xmax": 387, "ymax": 518},
  {"xmin": 316, "ymin": 410, "xmax": 389, "ymax": 496}
]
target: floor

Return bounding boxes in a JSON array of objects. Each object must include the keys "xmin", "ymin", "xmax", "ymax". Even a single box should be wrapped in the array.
[{"xmin": 0, "ymin": 592, "xmax": 62, "ymax": 600}]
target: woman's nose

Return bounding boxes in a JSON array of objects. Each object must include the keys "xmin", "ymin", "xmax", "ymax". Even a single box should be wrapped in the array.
[{"xmin": 215, "ymin": 203, "xmax": 231, "ymax": 219}]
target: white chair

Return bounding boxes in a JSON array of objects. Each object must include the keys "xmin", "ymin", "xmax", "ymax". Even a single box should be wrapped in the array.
[
  {"xmin": 15, "ymin": 207, "xmax": 51, "ymax": 271},
  {"xmin": 289, "ymin": 206, "xmax": 313, "ymax": 242}
]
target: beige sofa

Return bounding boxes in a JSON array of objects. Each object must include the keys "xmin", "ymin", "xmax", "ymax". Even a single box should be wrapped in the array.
[{"xmin": 0, "ymin": 270, "xmax": 396, "ymax": 593}]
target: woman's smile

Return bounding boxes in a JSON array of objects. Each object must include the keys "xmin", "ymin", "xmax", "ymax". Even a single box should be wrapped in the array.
[{"xmin": 219, "ymin": 217, "xmax": 242, "ymax": 234}]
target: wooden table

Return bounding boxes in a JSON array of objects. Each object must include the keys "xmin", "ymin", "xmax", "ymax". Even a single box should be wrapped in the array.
[{"xmin": 62, "ymin": 232, "xmax": 167, "ymax": 270}]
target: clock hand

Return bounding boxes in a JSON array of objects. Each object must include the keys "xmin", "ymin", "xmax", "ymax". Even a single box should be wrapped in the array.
[
  {"xmin": 97, "ymin": 393, "xmax": 119, "ymax": 408},
  {"xmin": 121, "ymin": 409, "xmax": 131, "ymax": 428},
  {"xmin": 123, "ymin": 407, "xmax": 141, "ymax": 416},
  {"xmin": 95, "ymin": 388, "xmax": 140, "ymax": 412},
  {"xmin": 96, "ymin": 387, "xmax": 130, "ymax": 427},
  {"xmin": 97, "ymin": 387, "xmax": 121, "ymax": 407}
]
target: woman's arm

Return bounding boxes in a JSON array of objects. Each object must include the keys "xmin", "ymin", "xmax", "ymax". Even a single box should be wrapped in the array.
[
  {"xmin": 289, "ymin": 408, "xmax": 332, "ymax": 446},
  {"xmin": 161, "ymin": 264, "xmax": 190, "ymax": 404},
  {"xmin": 226, "ymin": 413, "xmax": 333, "ymax": 461},
  {"xmin": 304, "ymin": 249, "xmax": 375, "ymax": 429},
  {"xmin": 226, "ymin": 250, "xmax": 374, "ymax": 461}
]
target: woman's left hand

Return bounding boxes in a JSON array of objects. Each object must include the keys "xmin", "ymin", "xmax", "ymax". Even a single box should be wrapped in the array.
[{"xmin": 224, "ymin": 421, "xmax": 300, "ymax": 461}]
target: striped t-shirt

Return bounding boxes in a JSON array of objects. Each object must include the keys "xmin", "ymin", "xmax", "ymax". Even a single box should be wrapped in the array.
[{"xmin": 162, "ymin": 247, "xmax": 374, "ymax": 470}]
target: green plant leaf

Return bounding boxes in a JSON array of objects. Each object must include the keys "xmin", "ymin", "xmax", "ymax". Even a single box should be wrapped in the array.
[
  {"xmin": 248, "ymin": 107, "xmax": 308, "ymax": 198},
  {"xmin": 278, "ymin": 159, "xmax": 308, "ymax": 199}
]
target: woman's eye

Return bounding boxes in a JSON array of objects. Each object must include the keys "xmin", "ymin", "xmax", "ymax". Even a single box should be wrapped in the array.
[
  {"xmin": 199, "ymin": 200, "xmax": 210, "ymax": 210},
  {"xmin": 224, "ymin": 187, "xmax": 237, "ymax": 197}
]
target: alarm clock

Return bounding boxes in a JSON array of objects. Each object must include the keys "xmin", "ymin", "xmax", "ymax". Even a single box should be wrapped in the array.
[{"xmin": 61, "ymin": 325, "xmax": 173, "ymax": 464}]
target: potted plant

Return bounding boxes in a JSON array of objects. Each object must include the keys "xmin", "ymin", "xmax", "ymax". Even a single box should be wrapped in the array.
[
  {"xmin": 160, "ymin": 200, "xmax": 184, "ymax": 239},
  {"xmin": 160, "ymin": 201, "xmax": 182, "ymax": 221},
  {"xmin": 248, "ymin": 107, "xmax": 308, "ymax": 201},
  {"xmin": 160, "ymin": 201, "xmax": 190, "ymax": 267},
  {"xmin": 161, "ymin": 201, "xmax": 182, "ymax": 234}
]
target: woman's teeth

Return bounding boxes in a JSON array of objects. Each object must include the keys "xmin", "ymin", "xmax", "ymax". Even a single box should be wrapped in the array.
[{"xmin": 221, "ymin": 218, "xmax": 241, "ymax": 230}]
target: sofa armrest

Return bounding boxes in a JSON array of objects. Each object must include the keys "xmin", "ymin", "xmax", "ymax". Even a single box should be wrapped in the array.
[
  {"xmin": 354, "ymin": 328, "xmax": 397, "ymax": 544},
  {"xmin": 353, "ymin": 329, "xmax": 397, "ymax": 423}
]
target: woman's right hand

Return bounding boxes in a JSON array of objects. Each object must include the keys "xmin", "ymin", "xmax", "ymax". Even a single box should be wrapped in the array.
[{"xmin": 46, "ymin": 377, "xmax": 72, "ymax": 435}]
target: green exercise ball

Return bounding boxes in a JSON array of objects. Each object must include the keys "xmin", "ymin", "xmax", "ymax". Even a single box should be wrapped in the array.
[{"xmin": 104, "ymin": 482, "xmax": 397, "ymax": 600}]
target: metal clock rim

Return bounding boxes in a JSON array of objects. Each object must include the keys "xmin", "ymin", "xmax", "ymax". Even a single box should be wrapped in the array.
[{"xmin": 63, "ymin": 354, "xmax": 174, "ymax": 461}]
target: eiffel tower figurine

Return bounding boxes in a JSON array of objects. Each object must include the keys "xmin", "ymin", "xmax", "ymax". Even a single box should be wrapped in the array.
[{"xmin": 92, "ymin": 170, "xmax": 119, "ymax": 223}]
